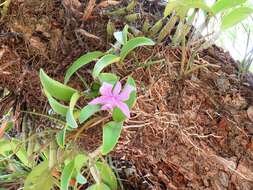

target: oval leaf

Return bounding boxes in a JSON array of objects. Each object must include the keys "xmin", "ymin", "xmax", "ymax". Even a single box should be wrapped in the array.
[
  {"xmin": 56, "ymin": 127, "xmax": 66, "ymax": 148},
  {"xmin": 98, "ymin": 73, "xmax": 119, "ymax": 85},
  {"xmin": 66, "ymin": 92, "xmax": 80, "ymax": 129},
  {"xmin": 24, "ymin": 161, "xmax": 54, "ymax": 190},
  {"xmin": 120, "ymin": 37, "xmax": 155, "ymax": 62},
  {"xmin": 40, "ymin": 69, "xmax": 77, "ymax": 101},
  {"xmin": 96, "ymin": 162, "xmax": 117, "ymax": 190},
  {"xmin": 64, "ymin": 51, "xmax": 103, "ymax": 84},
  {"xmin": 164, "ymin": 0, "xmax": 211, "ymax": 18},
  {"xmin": 221, "ymin": 7, "xmax": 253, "ymax": 30},
  {"xmin": 122, "ymin": 25, "xmax": 129, "ymax": 44},
  {"xmin": 74, "ymin": 154, "xmax": 88, "ymax": 171},
  {"xmin": 102, "ymin": 121, "xmax": 123, "ymax": 155},
  {"xmin": 79, "ymin": 104, "xmax": 101, "ymax": 124},
  {"xmin": 212, "ymin": 0, "xmax": 247, "ymax": 14},
  {"xmin": 61, "ymin": 160, "xmax": 75, "ymax": 190},
  {"xmin": 11, "ymin": 139, "xmax": 29, "ymax": 167},
  {"xmin": 92, "ymin": 54, "xmax": 120, "ymax": 79},
  {"xmin": 44, "ymin": 90, "xmax": 68, "ymax": 116}
]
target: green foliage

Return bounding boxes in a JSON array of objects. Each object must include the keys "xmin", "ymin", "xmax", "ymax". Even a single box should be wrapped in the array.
[
  {"xmin": 158, "ymin": 15, "xmax": 178, "ymax": 43},
  {"xmin": 101, "ymin": 121, "xmax": 123, "ymax": 155},
  {"xmin": 211, "ymin": 0, "xmax": 247, "ymax": 14},
  {"xmin": 148, "ymin": 19, "xmax": 164, "ymax": 37},
  {"xmin": 0, "ymin": 24, "xmax": 153, "ymax": 190},
  {"xmin": 120, "ymin": 37, "xmax": 155, "ymax": 62},
  {"xmin": 126, "ymin": 0, "xmax": 137, "ymax": 12},
  {"xmin": 61, "ymin": 160, "xmax": 75, "ymax": 190},
  {"xmin": 40, "ymin": 69, "xmax": 77, "ymax": 101},
  {"xmin": 64, "ymin": 51, "xmax": 104, "ymax": 84},
  {"xmin": 24, "ymin": 161, "xmax": 54, "ymax": 190},
  {"xmin": 98, "ymin": 73, "xmax": 119, "ymax": 84},
  {"xmin": 0, "ymin": 138, "xmax": 29, "ymax": 167},
  {"xmin": 61, "ymin": 154, "xmax": 88, "ymax": 189},
  {"xmin": 79, "ymin": 104, "xmax": 101, "ymax": 124},
  {"xmin": 92, "ymin": 54, "xmax": 120, "ymax": 78},
  {"xmin": 56, "ymin": 127, "xmax": 66, "ymax": 148},
  {"xmin": 96, "ymin": 162, "xmax": 118, "ymax": 190},
  {"xmin": 221, "ymin": 7, "xmax": 253, "ymax": 30},
  {"xmin": 36, "ymin": 26, "xmax": 154, "ymax": 189},
  {"xmin": 0, "ymin": 0, "xmax": 11, "ymax": 16},
  {"xmin": 44, "ymin": 90, "xmax": 69, "ymax": 116},
  {"xmin": 66, "ymin": 92, "xmax": 80, "ymax": 129},
  {"xmin": 164, "ymin": 0, "xmax": 212, "ymax": 19}
]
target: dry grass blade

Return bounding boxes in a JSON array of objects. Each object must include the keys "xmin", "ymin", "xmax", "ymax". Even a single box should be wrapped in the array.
[
  {"xmin": 0, "ymin": 121, "xmax": 8, "ymax": 138},
  {"xmin": 97, "ymin": 0, "xmax": 120, "ymax": 8},
  {"xmin": 75, "ymin": 29, "xmax": 101, "ymax": 41},
  {"xmin": 83, "ymin": 0, "xmax": 96, "ymax": 21}
]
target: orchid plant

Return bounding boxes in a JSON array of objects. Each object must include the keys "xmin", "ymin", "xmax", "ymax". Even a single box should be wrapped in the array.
[{"xmin": 18, "ymin": 26, "xmax": 155, "ymax": 190}]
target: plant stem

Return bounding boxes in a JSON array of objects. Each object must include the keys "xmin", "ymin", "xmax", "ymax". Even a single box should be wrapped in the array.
[{"xmin": 180, "ymin": 36, "xmax": 186, "ymax": 76}]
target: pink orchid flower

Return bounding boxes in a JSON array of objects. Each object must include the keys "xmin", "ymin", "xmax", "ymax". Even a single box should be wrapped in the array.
[{"xmin": 89, "ymin": 82, "xmax": 134, "ymax": 118}]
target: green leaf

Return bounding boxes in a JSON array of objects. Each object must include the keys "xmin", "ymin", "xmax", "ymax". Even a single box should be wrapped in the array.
[
  {"xmin": 56, "ymin": 128, "xmax": 66, "ymax": 148},
  {"xmin": 61, "ymin": 160, "xmax": 75, "ymax": 190},
  {"xmin": 148, "ymin": 19, "xmax": 164, "ymax": 37},
  {"xmin": 79, "ymin": 104, "xmax": 101, "ymax": 124},
  {"xmin": 112, "ymin": 76, "xmax": 137, "ymax": 122},
  {"xmin": 64, "ymin": 51, "xmax": 104, "ymax": 84},
  {"xmin": 123, "ymin": 25, "xmax": 129, "ymax": 43},
  {"xmin": 92, "ymin": 54, "xmax": 120, "ymax": 79},
  {"xmin": 211, "ymin": 0, "xmax": 247, "ymax": 14},
  {"xmin": 11, "ymin": 138, "xmax": 29, "ymax": 167},
  {"xmin": 0, "ymin": 139, "xmax": 12, "ymax": 155},
  {"xmin": 66, "ymin": 92, "xmax": 80, "ymax": 129},
  {"xmin": 221, "ymin": 7, "xmax": 253, "ymax": 30},
  {"xmin": 40, "ymin": 69, "xmax": 77, "ymax": 101},
  {"xmin": 120, "ymin": 37, "xmax": 155, "ymax": 62},
  {"xmin": 164, "ymin": 0, "xmax": 212, "ymax": 18},
  {"xmin": 74, "ymin": 154, "xmax": 88, "ymax": 171},
  {"xmin": 96, "ymin": 162, "xmax": 117, "ymax": 190},
  {"xmin": 86, "ymin": 183, "xmax": 111, "ymax": 190},
  {"xmin": 44, "ymin": 90, "xmax": 69, "ymax": 116},
  {"xmin": 158, "ymin": 15, "xmax": 178, "ymax": 43},
  {"xmin": 87, "ymin": 82, "xmax": 101, "ymax": 99},
  {"xmin": 98, "ymin": 73, "xmax": 119, "ymax": 85},
  {"xmin": 73, "ymin": 154, "xmax": 88, "ymax": 185},
  {"xmin": 101, "ymin": 121, "xmax": 123, "ymax": 155},
  {"xmin": 24, "ymin": 161, "xmax": 54, "ymax": 190}
]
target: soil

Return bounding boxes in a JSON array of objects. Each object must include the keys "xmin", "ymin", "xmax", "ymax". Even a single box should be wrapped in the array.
[{"xmin": 1, "ymin": 0, "xmax": 253, "ymax": 190}]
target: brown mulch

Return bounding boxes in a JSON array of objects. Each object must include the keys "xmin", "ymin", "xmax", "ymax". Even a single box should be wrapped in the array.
[
  {"xmin": 1, "ymin": 1, "xmax": 253, "ymax": 190},
  {"xmin": 112, "ymin": 46, "xmax": 253, "ymax": 189}
]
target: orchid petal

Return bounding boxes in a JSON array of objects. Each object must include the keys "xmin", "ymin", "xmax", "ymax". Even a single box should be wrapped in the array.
[
  {"xmin": 89, "ymin": 96, "xmax": 111, "ymax": 105},
  {"xmin": 100, "ymin": 83, "xmax": 113, "ymax": 96},
  {"xmin": 116, "ymin": 102, "xmax": 130, "ymax": 118},
  {"xmin": 101, "ymin": 104, "xmax": 114, "ymax": 110},
  {"xmin": 113, "ymin": 81, "xmax": 122, "ymax": 95},
  {"xmin": 118, "ymin": 85, "xmax": 134, "ymax": 101}
]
